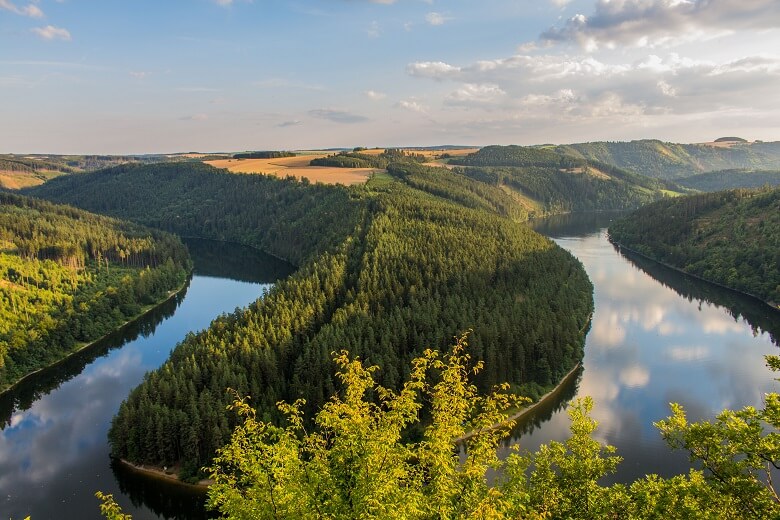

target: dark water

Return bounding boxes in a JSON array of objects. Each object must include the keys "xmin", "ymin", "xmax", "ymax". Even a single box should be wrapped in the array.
[
  {"xmin": 0, "ymin": 239, "xmax": 294, "ymax": 519},
  {"xmin": 513, "ymin": 212, "xmax": 780, "ymax": 483}
]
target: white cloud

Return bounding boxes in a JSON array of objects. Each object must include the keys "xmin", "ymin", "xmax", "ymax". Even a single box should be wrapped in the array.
[
  {"xmin": 32, "ymin": 25, "xmax": 71, "ymax": 41},
  {"xmin": 396, "ymin": 99, "xmax": 428, "ymax": 113},
  {"xmin": 406, "ymin": 61, "xmax": 462, "ymax": 80},
  {"xmin": 129, "ymin": 71, "xmax": 150, "ymax": 79},
  {"xmin": 0, "ymin": 0, "xmax": 44, "ymax": 17},
  {"xmin": 657, "ymin": 79, "xmax": 677, "ymax": 97},
  {"xmin": 541, "ymin": 0, "xmax": 780, "ymax": 51},
  {"xmin": 425, "ymin": 12, "xmax": 447, "ymax": 26},
  {"xmin": 365, "ymin": 90, "xmax": 387, "ymax": 100},
  {"xmin": 181, "ymin": 113, "xmax": 209, "ymax": 121},
  {"xmin": 406, "ymin": 51, "xmax": 780, "ymax": 124},
  {"xmin": 23, "ymin": 3, "xmax": 42, "ymax": 17},
  {"xmin": 446, "ymin": 83, "xmax": 506, "ymax": 104}
]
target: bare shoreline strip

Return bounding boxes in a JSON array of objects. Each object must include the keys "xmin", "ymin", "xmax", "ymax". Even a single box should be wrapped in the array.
[
  {"xmin": 454, "ymin": 361, "xmax": 583, "ymax": 444},
  {"xmin": 118, "ymin": 458, "xmax": 212, "ymax": 490}
]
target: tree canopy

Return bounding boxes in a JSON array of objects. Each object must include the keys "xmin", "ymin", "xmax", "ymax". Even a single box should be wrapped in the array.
[{"xmin": 609, "ymin": 187, "xmax": 780, "ymax": 306}]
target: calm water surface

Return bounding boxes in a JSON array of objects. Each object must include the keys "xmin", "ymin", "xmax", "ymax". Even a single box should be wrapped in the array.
[
  {"xmin": 0, "ymin": 239, "xmax": 294, "ymax": 519},
  {"xmin": 516, "ymin": 213, "xmax": 780, "ymax": 483}
]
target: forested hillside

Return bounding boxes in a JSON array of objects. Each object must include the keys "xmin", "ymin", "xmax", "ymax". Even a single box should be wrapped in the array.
[
  {"xmin": 449, "ymin": 145, "xmax": 676, "ymax": 215},
  {"xmin": 28, "ymin": 160, "xmax": 593, "ymax": 479},
  {"xmin": 0, "ymin": 153, "xmax": 184, "ymax": 174},
  {"xmin": 0, "ymin": 192, "xmax": 190, "ymax": 391},
  {"xmin": 609, "ymin": 188, "xmax": 780, "ymax": 306},
  {"xmin": 554, "ymin": 140, "xmax": 780, "ymax": 180},
  {"xmin": 310, "ymin": 148, "xmax": 426, "ymax": 169},
  {"xmin": 678, "ymin": 169, "xmax": 780, "ymax": 192},
  {"xmin": 28, "ymin": 162, "xmax": 361, "ymax": 266}
]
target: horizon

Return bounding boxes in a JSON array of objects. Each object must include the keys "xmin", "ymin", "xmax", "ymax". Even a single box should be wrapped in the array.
[
  {"xmin": 2, "ymin": 1, "xmax": 780, "ymax": 154},
  {"xmin": 3, "ymin": 137, "xmax": 774, "ymax": 157}
]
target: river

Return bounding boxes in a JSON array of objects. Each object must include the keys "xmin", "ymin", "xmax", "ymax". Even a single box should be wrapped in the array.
[
  {"xmin": 3, "ymin": 215, "xmax": 780, "ymax": 518},
  {"xmin": 516, "ymin": 212, "xmax": 780, "ymax": 483},
  {"xmin": 0, "ymin": 239, "xmax": 294, "ymax": 520}
]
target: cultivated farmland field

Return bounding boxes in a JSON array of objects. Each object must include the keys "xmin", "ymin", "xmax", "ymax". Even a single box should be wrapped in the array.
[{"xmin": 205, "ymin": 154, "xmax": 377, "ymax": 185}]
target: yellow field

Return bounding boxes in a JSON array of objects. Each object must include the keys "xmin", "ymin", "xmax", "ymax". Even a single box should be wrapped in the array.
[
  {"xmin": 204, "ymin": 155, "xmax": 376, "ymax": 185},
  {"xmin": 0, "ymin": 170, "xmax": 62, "ymax": 190}
]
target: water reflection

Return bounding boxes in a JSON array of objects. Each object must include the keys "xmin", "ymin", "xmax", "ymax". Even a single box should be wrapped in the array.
[
  {"xmin": 0, "ymin": 287, "xmax": 186, "ymax": 428},
  {"xmin": 518, "ymin": 213, "xmax": 780, "ymax": 483},
  {"xmin": 0, "ymin": 239, "xmax": 294, "ymax": 519},
  {"xmin": 184, "ymin": 238, "xmax": 295, "ymax": 284}
]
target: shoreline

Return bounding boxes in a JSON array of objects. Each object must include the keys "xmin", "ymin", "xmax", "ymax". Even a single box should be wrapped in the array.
[
  {"xmin": 455, "ymin": 361, "xmax": 583, "ymax": 443},
  {"xmin": 0, "ymin": 275, "xmax": 191, "ymax": 397},
  {"xmin": 117, "ymin": 458, "xmax": 212, "ymax": 491},
  {"xmin": 610, "ymin": 239, "xmax": 780, "ymax": 314}
]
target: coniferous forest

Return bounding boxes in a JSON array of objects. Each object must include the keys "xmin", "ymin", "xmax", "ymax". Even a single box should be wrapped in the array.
[
  {"xmin": 609, "ymin": 187, "xmax": 780, "ymax": 306},
  {"xmin": 28, "ymin": 159, "xmax": 593, "ymax": 478},
  {"xmin": 0, "ymin": 192, "xmax": 191, "ymax": 391}
]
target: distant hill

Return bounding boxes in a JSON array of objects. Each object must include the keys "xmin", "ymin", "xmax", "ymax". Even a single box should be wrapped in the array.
[
  {"xmin": 0, "ymin": 153, "xmax": 196, "ymax": 177},
  {"xmin": 678, "ymin": 169, "xmax": 780, "ymax": 192},
  {"xmin": 609, "ymin": 187, "xmax": 780, "ymax": 306},
  {"xmin": 448, "ymin": 145, "xmax": 681, "ymax": 216},
  {"xmin": 552, "ymin": 140, "xmax": 780, "ymax": 180},
  {"xmin": 714, "ymin": 137, "xmax": 747, "ymax": 143}
]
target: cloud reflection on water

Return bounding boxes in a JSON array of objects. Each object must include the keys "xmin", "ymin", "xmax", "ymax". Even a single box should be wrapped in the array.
[{"xmin": 517, "ymin": 219, "xmax": 779, "ymax": 483}]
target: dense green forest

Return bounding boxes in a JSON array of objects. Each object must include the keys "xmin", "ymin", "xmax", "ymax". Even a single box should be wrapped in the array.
[
  {"xmin": 233, "ymin": 151, "xmax": 296, "ymax": 159},
  {"xmin": 0, "ymin": 192, "xmax": 190, "ymax": 391},
  {"xmin": 310, "ymin": 148, "xmax": 426, "ymax": 169},
  {"xmin": 448, "ymin": 145, "xmax": 677, "ymax": 215},
  {"xmin": 28, "ymin": 160, "xmax": 593, "ymax": 479},
  {"xmin": 553, "ymin": 140, "xmax": 780, "ymax": 180},
  {"xmin": 677, "ymin": 169, "xmax": 780, "ymax": 192},
  {"xmin": 609, "ymin": 188, "xmax": 780, "ymax": 306}
]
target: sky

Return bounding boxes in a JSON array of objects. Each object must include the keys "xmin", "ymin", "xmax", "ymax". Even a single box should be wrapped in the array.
[{"xmin": 1, "ymin": 0, "xmax": 780, "ymax": 154}]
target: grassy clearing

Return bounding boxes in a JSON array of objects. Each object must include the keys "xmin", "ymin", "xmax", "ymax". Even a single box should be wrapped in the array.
[
  {"xmin": 366, "ymin": 171, "xmax": 395, "ymax": 188},
  {"xmin": 0, "ymin": 170, "xmax": 63, "ymax": 189}
]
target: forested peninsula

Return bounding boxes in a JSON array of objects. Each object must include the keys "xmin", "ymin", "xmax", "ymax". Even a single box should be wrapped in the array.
[
  {"xmin": 28, "ymin": 159, "xmax": 593, "ymax": 479},
  {"xmin": 609, "ymin": 188, "xmax": 780, "ymax": 307},
  {"xmin": 677, "ymin": 169, "xmax": 780, "ymax": 192},
  {"xmin": 0, "ymin": 192, "xmax": 191, "ymax": 392}
]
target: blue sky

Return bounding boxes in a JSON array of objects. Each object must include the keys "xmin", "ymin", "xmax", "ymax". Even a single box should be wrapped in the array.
[{"xmin": 2, "ymin": 0, "xmax": 780, "ymax": 153}]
